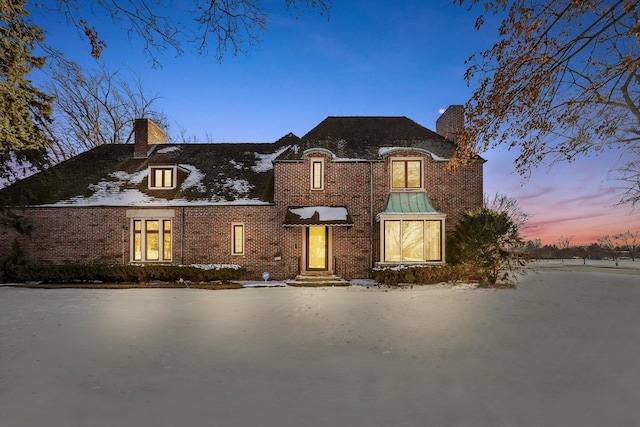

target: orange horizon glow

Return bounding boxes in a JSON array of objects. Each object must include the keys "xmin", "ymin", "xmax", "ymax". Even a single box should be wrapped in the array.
[{"xmin": 484, "ymin": 148, "xmax": 638, "ymax": 247}]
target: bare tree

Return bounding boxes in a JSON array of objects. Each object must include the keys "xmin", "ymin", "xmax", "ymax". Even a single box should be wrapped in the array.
[
  {"xmin": 43, "ymin": 0, "xmax": 330, "ymax": 65},
  {"xmin": 615, "ymin": 229, "xmax": 639, "ymax": 261},
  {"xmin": 2, "ymin": 0, "xmax": 329, "ymax": 179},
  {"xmin": 597, "ymin": 235, "xmax": 622, "ymax": 266},
  {"xmin": 484, "ymin": 192, "xmax": 529, "ymax": 229},
  {"xmin": 454, "ymin": 0, "xmax": 640, "ymax": 207},
  {"xmin": 556, "ymin": 235, "xmax": 573, "ymax": 264},
  {"xmin": 44, "ymin": 62, "xmax": 168, "ymax": 161}
]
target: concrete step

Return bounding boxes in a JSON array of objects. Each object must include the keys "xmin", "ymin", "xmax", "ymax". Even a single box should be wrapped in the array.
[{"xmin": 286, "ymin": 275, "xmax": 350, "ymax": 287}]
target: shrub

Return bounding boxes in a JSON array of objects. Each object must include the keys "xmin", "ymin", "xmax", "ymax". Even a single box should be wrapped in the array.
[
  {"xmin": 9, "ymin": 264, "xmax": 247, "ymax": 284},
  {"xmin": 370, "ymin": 264, "xmax": 481, "ymax": 286},
  {"xmin": 0, "ymin": 240, "xmax": 26, "ymax": 282},
  {"xmin": 447, "ymin": 207, "xmax": 525, "ymax": 285}
]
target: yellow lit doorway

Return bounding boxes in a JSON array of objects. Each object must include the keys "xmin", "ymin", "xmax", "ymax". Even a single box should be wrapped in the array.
[{"xmin": 306, "ymin": 226, "xmax": 328, "ymax": 271}]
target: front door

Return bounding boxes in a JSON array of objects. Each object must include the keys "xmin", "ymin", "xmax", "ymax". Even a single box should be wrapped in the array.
[{"xmin": 306, "ymin": 226, "xmax": 328, "ymax": 271}]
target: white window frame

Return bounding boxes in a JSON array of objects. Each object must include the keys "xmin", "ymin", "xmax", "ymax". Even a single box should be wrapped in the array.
[
  {"xmin": 126, "ymin": 209, "xmax": 174, "ymax": 263},
  {"xmin": 378, "ymin": 215, "xmax": 446, "ymax": 264},
  {"xmin": 231, "ymin": 223, "xmax": 245, "ymax": 256},
  {"xmin": 148, "ymin": 165, "xmax": 177, "ymax": 189},
  {"xmin": 310, "ymin": 158, "xmax": 325, "ymax": 191},
  {"xmin": 390, "ymin": 157, "xmax": 423, "ymax": 190}
]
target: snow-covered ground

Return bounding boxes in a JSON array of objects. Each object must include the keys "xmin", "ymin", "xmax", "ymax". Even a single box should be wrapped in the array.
[{"xmin": 1, "ymin": 267, "xmax": 639, "ymax": 426}]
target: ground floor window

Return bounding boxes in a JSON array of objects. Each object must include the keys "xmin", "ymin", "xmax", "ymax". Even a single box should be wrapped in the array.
[
  {"xmin": 232, "ymin": 223, "xmax": 245, "ymax": 255},
  {"xmin": 382, "ymin": 219, "xmax": 443, "ymax": 262},
  {"xmin": 133, "ymin": 219, "xmax": 172, "ymax": 262}
]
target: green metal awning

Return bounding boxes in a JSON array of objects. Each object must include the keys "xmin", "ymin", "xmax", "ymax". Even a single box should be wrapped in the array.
[{"xmin": 379, "ymin": 192, "xmax": 442, "ymax": 215}]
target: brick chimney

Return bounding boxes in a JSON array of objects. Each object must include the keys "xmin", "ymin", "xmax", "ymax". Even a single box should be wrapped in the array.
[
  {"xmin": 436, "ymin": 105, "xmax": 464, "ymax": 142},
  {"xmin": 134, "ymin": 118, "xmax": 166, "ymax": 158}
]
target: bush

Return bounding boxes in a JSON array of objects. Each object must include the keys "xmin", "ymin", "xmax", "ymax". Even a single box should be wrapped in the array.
[
  {"xmin": 8, "ymin": 264, "xmax": 248, "ymax": 284},
  {"xmin": 0, "ymin": 240, "xmax": 26, "ymax": 282},
  {"xmin": 447, "ymin": 207, "xmax": 525, "ymax": 286},
  {"xmin": 370, "ymin": 264, "xmax": 481, "ymax": 286}
]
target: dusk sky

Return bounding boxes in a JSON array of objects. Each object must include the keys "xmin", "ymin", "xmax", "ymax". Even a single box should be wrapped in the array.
[{"xmin": 33, "ymin": 1, "xmax": 638, "ymax": 245}]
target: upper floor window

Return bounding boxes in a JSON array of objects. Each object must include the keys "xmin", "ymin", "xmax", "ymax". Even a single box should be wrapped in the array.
[
  {"xmin": 311, "ymin": 159, "xmax": 324, "ymax": 190},
  {"xmin": 391, "ymin": 159, "xmax": 422, "ymax": 189},
  {"xmin": 149, "ymin": 166, "xmax": 175, "ymax": 189}
]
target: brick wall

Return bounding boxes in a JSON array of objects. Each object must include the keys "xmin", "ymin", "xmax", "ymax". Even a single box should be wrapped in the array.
[
  {"xmin": 0, "ymin": 207, "xmax": 129, "ymax": 265},
  {"xmin": 0, "ymin": 150, "xmax": 483, "ymax": 280},
  {"xmin": 274, "ymin": 149, "xmax": 484, "ymax": 278},
  {"xmin": 134, "ymin": 118, "xmax": 166, "ymax": 158},
  {"xmin": 0, "ymin": 205, "xmax": 297, "ymax": 280}
]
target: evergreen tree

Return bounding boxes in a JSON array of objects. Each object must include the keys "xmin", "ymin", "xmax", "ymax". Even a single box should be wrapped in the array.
[
  {"xmin": 0, "ymin": 0, "xmax": 53, "ymax": 184},
  {"xmin": 447, "ymin": 207, "xmax": 524, "ymax": 285}
]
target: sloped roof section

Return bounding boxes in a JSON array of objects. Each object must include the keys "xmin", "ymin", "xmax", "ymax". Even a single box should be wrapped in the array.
[
  {"xmin": 276, "ymin": 116, "xmax": 458, "ymax": 161},
  {"xmin": 0, "ymin": 142, "xmax": 291, "ymax": 207}
]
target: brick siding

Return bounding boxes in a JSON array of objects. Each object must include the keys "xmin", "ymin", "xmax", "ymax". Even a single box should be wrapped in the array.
[{"xmin": 0, "ymin": 151, "xmax": 482, "ymax": 280}]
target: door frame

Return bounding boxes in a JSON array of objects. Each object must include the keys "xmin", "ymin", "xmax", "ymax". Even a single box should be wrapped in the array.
[{"xmin": 301, "ymin": 225, "xmax": 333, "ymax": 275}]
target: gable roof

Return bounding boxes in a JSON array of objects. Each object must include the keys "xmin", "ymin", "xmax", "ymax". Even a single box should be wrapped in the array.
[
  {"xmin": 0, "ymin": 140, "xmax": 295, "ymax": 207},
  {"xmin": 276, "ymin": 116, "xmax": 458, "ymax": 161},
  {"xmin": 0, "ymin": 115, "xmax": 478, "ymax": 207}
]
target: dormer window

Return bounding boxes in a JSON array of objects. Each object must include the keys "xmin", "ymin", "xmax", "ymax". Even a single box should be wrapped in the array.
[
  {"xmin": 149, "ymin": 166, "xmax": 176, "ymax": 189},
  {"xmin": 391, "ymin": 159, "xmax": 422, "ymax": 189},
  {"xmin": 311, "ymin": 158, "xmax": 324, "ymax": 190}
]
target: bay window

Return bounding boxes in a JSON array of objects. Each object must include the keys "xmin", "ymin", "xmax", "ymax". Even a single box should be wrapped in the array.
[{"xmin": 381, "ymin": 218, "xmax": 443, "ymax": 263}]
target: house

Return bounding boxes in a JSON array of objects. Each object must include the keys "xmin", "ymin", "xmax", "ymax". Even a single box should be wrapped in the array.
[{"xmin": 0, "ymin": 106, "xmax": 484, "ymax": 281}]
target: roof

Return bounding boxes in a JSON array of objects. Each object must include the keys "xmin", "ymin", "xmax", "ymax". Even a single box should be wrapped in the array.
[
  {"xmin": 0, "ymin": 141, "xmax": 295, "ymax": 207},
  {"xmin": 378, "ymin": 192, "xmax": 443, "ymax": 215},
  {"xmin": 276, "ymin": 116, "xmax": 460, "ymax": 161},
  {"xmin": 0, "ymin": 115, "xmax": 478, "ymax": 207}
]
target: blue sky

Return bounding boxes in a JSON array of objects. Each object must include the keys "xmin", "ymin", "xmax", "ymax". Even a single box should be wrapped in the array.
[{"xmin": 32, "ymin": 0, "xmax": 638, "ymax": 245}]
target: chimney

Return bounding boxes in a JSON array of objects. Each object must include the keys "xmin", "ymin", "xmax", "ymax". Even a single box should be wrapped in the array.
[
  {"xmin": 134, "ymin": 118, "xmax": 166, "ymax": 158},
  {"xmin": 436, "ymin": 105, "xmax": 464, "ymax": 142}
]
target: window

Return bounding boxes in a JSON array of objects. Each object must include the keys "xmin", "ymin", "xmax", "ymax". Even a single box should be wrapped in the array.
[
  {"xmin": 232, "ymin": 223, "xmax": 245, "ymax": 255},
  {"xmin": 383, "ymin": 219, "xmax": 442, "ymax": 262},
  {"xmin": 391, "ymin": 159, "xmax": 422, "ymax": 189},
  {"xmin": 132, "ymin": 219, "xmax": 172, "ymax": 262},
  {"xmin": 311, "ymin": 159, "xmax": 324, "ymax": 190},
  {"xmin": 149, "ymin": 166, "xmax": 175, "ymax": 189}
]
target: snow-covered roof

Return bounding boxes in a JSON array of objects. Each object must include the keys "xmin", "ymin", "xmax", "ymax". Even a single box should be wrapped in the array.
[{"xmin": 0, "ymin": 141, "xmax": 291, "ymax": 207}]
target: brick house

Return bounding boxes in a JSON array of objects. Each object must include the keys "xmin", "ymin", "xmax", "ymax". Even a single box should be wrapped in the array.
[{"xmin": 0, "ymin": 106, "xmax": 483, "ymax": 281}]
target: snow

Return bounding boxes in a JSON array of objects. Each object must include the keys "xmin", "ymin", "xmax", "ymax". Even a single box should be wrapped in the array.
[
  {"xmin": 229, "ymin": 160, "xmax": 244, "ymax": 170},
  {"xmin": 157, "ymin": 146, "xmax": 181, "ymax": 154},
  {"xmin": 252, "ymin": 146, "xmax": 290, "ymax": 172},
  {"xmin": 378, "ymin": 146, "xmax": 449, "ymax": 161},
  {"xmin": 187, "ymin": 264, "xmax": 240, "ymax": 270},
  {"xmin": 289, "ymin": 206, "xmax": 348, "ymax": 221},
  {"xmin": 178, "ymin": 164, "xmax": 207, "ymax": 192},
  {"xmin": 38, "ymin": 165, "xmax": 270, "ymax": 207},
  {"xmin": 2, "ymin": 267, "xmax": 639, "ymax": 426},
  {"xmin": 223, "ymin": 178, "xmax": 253, "ymax": 196}
]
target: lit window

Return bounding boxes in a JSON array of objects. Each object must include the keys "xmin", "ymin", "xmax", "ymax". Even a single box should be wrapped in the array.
[
  {"xmin": 132, "ymin": 219, "xmax": 172, "ymax": 262},
  {"xmin": 311, "ymin": 159, "xmax": 324, "ymax": 190},
  {"xmin": 391, "ymin": 159, "xmax": 421, "ymax": 189},
  {"xmin": 232, "ymin": 223, "xmax": 245, "ymax": 255},
  {"xmin": 149, "ymin": 167, "xmax": 175, "ymax": 189},
  {"xmin": 383, "ymin": 219, "xmax": 442, "ymax": 262}
]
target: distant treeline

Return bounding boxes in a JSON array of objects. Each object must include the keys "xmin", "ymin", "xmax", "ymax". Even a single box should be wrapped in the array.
[{"xmin": 521, "ymin": 241, "xmax": 636, "ymax": 261}]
